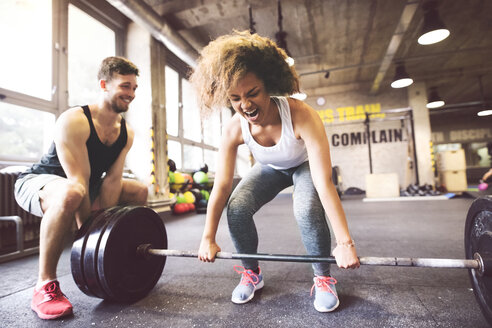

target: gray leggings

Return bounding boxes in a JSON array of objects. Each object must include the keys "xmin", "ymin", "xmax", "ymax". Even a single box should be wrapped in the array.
[{"xmin": 227, "ymin": 161, "xmax": 331, "ymax": 276}]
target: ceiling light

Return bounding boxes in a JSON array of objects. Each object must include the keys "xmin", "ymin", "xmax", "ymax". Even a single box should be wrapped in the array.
[
  {"xmin": 426, "ymin": 99, "xmax": 445, "ymax": 109},
  {"xmin": 477, "ymin": 110, "xmax": 492, "ymax": 117},
  {"xmin": 426, "ymin": 87, "xmax": 445, "ymax": 108},
  {"xmin": 418, "ymin": 1, "xmax": 450, "ymax": 45},
  {"xmin": 391, "ymin": 63, "xmax": 413, "ymax": 88},
  {"xmin": 477, "ymin": 76, "xmax": 491, "ymax": 117},
  {"xmin": 291, "ymin": 92, "xmax": 307, "ymax": 101}
]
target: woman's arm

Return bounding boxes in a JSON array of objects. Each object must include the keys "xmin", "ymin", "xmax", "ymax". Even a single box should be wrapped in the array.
[
  {"xmin": 198, "ymin": 115, "xmax": 243, "ymax": 262},
  {"xmin": 289, "ymin": 98, "xmax": 359, "ymax": 269}
]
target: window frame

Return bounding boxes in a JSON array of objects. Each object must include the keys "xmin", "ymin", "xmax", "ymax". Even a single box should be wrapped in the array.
[
  {"xmin": 0, "ymin": 0, "xmax": 127, "ymax": 163},
  {"xmin": 165, "ymin": 54, "xmax": 221, "ymax": 172},
  {"xmin": 0, "ymin": 0, "xmax": 61, "ymax": 115}
]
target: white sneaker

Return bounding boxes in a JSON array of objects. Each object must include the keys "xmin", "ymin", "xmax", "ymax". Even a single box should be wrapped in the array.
[
  {"xmin": 231, "ymin": 266, "xmax": 264, "ymax": 304},
  {"xmin": 311, "ymin": 276, "xmax": 339, "ymax": 312}
]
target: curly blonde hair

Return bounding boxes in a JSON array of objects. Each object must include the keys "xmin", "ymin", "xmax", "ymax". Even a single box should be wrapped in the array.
[{"xmin": 189, "ymin": 30, "xmax": 300, "ymax": 115}]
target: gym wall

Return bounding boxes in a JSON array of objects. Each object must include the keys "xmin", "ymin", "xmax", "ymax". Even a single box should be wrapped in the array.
[{"xmin": 306, "ymin": 88, "xmax": 411, "ymax": 191}]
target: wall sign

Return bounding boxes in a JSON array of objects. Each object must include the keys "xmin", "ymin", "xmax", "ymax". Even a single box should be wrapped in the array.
[
  {"xmin": 309, "ymin": 93, "xmax": 413, "ymax": 189},
  {"xmin": 432, "ymin": 128, "xmax": 492, "ymax": 144},
  {"xmin": 317, "ymin": 103, "xmax": 405, "ymax": 148},
  {"xmin": 317, "ymin": 103, "xmax": 385, "ymax": 124},
  {"xmin": 331, "ymin": 129, "xmax": 404, "ymax": 147}
]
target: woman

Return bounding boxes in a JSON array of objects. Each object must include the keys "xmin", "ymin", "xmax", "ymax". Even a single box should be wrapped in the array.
[{"xmin": 191, "ymin": 30, "xmax": 359, "ymax": 312}]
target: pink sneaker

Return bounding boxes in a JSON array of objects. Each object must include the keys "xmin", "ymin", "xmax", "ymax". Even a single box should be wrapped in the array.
[
  {"xmin": 231, "ymin": 265, "xmax": 264, "ymax": 304},
  {"xmin": 31, "ymin": 281, "xmax": 73, "ymax": 319},
  {"xmin": 311, "ymin": 276, "xmax": 339, "ymax": 312}
]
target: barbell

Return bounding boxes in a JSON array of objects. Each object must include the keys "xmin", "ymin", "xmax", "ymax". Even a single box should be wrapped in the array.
[{"xmin": 70, "ymin": 196, "xmax": 492, "ymax": 325}]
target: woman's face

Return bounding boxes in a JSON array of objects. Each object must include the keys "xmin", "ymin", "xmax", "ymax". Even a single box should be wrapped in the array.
[{"xmin": 227, "ymin": 72, "xmax": 272, "ymax": 125}]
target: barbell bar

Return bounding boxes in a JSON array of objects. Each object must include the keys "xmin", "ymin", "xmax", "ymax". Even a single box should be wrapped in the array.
[
  {"xmin": 70, "ymin": 196, "xmax": 492, "ymax": 326},
  {"xmin": 137, "ymin": 244, "xmax": 483, "ymax": 271}
]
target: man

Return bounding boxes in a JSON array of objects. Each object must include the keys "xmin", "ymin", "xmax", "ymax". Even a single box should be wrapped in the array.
[{"xmin": 14, "ymin": 56, "xmax": 148, "ymax": 319}]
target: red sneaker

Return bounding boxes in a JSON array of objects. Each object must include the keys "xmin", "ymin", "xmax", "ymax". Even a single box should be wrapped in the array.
[{"xmin": 31, "ymin": 281, "xmax": 73, "ymax": 319}]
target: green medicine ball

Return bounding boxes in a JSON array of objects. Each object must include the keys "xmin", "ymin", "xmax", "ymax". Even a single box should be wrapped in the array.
[
  {"xmin": 193, "ymin": 171, "xmax": 209, "ymax": 184},
  {"xmin": 200, "ymin": 189, "xmax": 210, "ymax": 201}
]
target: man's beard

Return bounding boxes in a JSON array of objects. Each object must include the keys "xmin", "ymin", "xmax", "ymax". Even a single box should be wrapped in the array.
[{"xmin": 111, "ymin": 98, "xmax": 129, "ymax": 113}]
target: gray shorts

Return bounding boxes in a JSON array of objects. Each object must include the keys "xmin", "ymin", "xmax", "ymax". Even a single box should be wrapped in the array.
[{"xmin": 14, "ymin": 174, "xmax": 65, "ymax": 217}]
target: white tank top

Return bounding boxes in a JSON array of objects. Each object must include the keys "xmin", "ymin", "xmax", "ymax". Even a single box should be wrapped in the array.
[{"xmin": 240, "ymin": 96, "xmax": 308, "ymax": 170}]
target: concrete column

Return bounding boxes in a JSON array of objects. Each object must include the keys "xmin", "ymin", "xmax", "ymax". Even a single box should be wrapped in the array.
[
  {"xmin": 125, "ymin": 23, "xmax": 153, "ymax": 185},
  {"xmin": 408, "ymin": 82, "xmax": 434, "ymax": 186},
  {"xmin": 125, "ymin": 23, "xmax": 172, "ymax": 210},
  {"xmin": 148, "ymin": 38, "xmax": 171, "ymax": 207}
]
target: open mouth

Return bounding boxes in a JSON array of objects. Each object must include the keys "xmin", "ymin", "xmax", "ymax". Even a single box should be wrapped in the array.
[{"xmin": 244, "ymin": 108, "xmax": 258, "ymax": 117}]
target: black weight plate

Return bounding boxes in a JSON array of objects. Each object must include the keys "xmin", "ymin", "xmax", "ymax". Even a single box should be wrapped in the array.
[
  {"xmin": 81, "ymin": 207, "xmax": 125, "ymax": 299},
  {"xmin": 97, "ymin": 206, "xmax": 167, "ymax": 302},
  {"xmin": 71, "ymin": 208, "xmax": 108, "ymax": 297},
  {"xmin": 465, "ymin": 196, "xmax": 492, "ymax": 326}
]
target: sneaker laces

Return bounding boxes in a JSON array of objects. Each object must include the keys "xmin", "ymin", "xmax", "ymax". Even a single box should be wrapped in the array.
[
  {"xmin": 39, "ymin": 281, "xmax": 68, "ymax": 304},
  {"xmin": 233, "ymin": 265, "xmax": 260, "ymax": 286},
  {"xmin": 310, "ymin": 276, "xmax": 337, "ymax": 297}
]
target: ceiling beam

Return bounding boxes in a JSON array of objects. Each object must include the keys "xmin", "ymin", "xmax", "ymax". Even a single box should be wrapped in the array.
[
  {"xmin": 298, "ymin": 46, "xmax": 492, "ymax": 77},
  {"xmin": 369, "ymin": 0, "xmax": 419, "ymax": 95},
  {"xmin": 107, "ymin": 0, "xmax": 199, "ymax": 67}
]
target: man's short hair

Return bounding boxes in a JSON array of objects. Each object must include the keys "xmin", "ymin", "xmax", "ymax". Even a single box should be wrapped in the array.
[{"xmin": 97, "ymin": 56, "xmax": 139, "ymax": 82}]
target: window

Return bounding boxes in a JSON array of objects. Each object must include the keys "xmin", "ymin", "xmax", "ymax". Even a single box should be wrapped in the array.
[
  {"xmin": 167, "ymin": 140, "xmax": 182, "ymax": 170},
  {"xmin": 182, "ymin": 79, "xmax": 201, "ymax": 143},
  {"xmin": 203, "ymin": 110, "xmax": 221, "ymax": 148},
  {"xmin": 165, "ymin": 64, "xmax": 224, "ymax": 173},
  {"xmin": 204, "ymin": 149, "xmax": 218, "ymax": 173},
  {"xmin": 0, "ymin": 102, "xmax": 55, "ymax": 161},
  {"xmin": 221, "ymin": 107, "xmax": 232, "ymax": 134},
  {"xmin": 183, "ymin": 144, "xmax": 203, "ymax": 170},
  {"xmin": 0, "ymin": 0, "xmax": 123, "ymax": 163},
  {"xmin": 0, "ymin": 0, "xmax": 53, "ymax": 101},
  {"xmin": 0, "ymin": 0, "xmax": 55, "ymax": 163},
  {"xmin": 165, "ymin": 67, "xmax": 179, "ymax": 137},
  {"xmin": 68, "ymin": 4, "xmax": 116, "ymax": 106}
]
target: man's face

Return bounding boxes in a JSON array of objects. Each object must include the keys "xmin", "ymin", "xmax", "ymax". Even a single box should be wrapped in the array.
[{"xmin": 104, "ymin": 73, "xmax": 138, "ymax": 113}]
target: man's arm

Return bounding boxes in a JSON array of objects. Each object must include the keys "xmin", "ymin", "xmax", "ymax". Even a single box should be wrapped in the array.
[
  {"xmin": 97, "ymin": 125, "xmax": 135, "ymax": 208},
  {"xmin": 54, "ymin": 108, "xmax": 92, "ymax": 224}
]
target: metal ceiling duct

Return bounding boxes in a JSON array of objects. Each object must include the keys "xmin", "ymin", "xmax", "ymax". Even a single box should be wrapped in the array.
[
  {"xmin": 370, "ymin": 1, "xmax": 419, "ymax": 94},
  {"xmin": 107, "ymin": 0, "xmax": 199, "ymax": 67}
]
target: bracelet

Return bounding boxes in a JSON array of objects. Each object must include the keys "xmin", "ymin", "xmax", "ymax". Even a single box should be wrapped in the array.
[{"xmin": 336, "ymin": 240, "xmax": 355, "ymax": 248}]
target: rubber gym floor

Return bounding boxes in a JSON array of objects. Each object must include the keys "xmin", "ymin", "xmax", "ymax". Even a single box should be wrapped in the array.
[{"xmin": 0, "ymin": 192, "xmax": 489, "ymax": 328}]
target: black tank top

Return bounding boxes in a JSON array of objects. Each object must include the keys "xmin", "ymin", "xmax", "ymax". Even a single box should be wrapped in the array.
[{"xmin": 19, "ymin": 105, "xmax": 128, "ymax": 190}]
